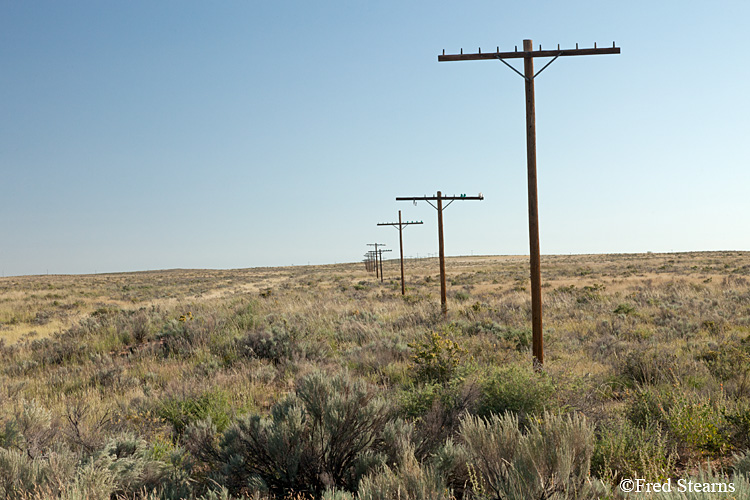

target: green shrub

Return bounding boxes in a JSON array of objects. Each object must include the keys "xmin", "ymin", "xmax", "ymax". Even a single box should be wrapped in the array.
[
  {"xmin": 476, "ymin": 364, "xmax": 557, "ymax": 419},
  {"xmin": 592, "ymin": 418, "xmax": 676, "ymax": 483},
  {"xmin": 401, "ymin": 380, "xmax": 480, "ymax": 459},
  {"xmin": 409, "ymin": 331, "xmax": 467, "ymax": 385},
  {"xmin": 497, "ymin": 327, "xmax": 531, "ymax": 351},
  {"xmin": 64, "ymin": 460, "xmax": 117, "ymax": 500},
  {"xmin": 699, "ymin": 340, "xmax": 750, "ymax": 395},
  {"xmin": 613, "ymin": 303, "xmax": 637, "ymax": 315},
  {"xmin": 158, "ymin": 389, "xmax": 233, "ymax": 437},
  {"xmin": 723, "ymin": 400, "xmax": 750, "ymax": 451},
  {"xmin": 399, "ymin": 383, "xmax": 443, "ymax": 419},
  {"xmin": 322, "ymin": 489, "xmax": 356, "ymax": 500},
  {"xmin": 628, "ymin": 387, "xmax": 729, "ymax": 457}
]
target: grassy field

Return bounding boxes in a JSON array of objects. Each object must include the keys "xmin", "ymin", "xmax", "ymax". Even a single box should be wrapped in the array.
[{"xmin": 1, "ymin": 251, "xmax": 750, "ymax": 499}]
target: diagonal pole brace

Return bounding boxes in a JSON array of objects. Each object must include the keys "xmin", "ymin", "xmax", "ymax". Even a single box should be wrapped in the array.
[
  {"xmin": 497, "ymin": 56, "xmax": 527, "ymax": 80},
  {"xmin": 533, "ymin": 53, "xmax": 561, "ymax": 79},
  {"xmin": 497, "ymin": 52, "xmax": 562, "ymax": 81}
]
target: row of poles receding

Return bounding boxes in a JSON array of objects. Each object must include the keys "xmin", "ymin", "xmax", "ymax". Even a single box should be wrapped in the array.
[
  {"xmin": 364, "ymin": 39, "xmax": 619, "ymax": 369},
  {"xmin": 366, "ymin": 192, "xmax": 483, "ymax": 312}
]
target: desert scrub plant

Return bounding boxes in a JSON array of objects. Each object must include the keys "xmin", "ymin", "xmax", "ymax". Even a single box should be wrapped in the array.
[
  {"xmin": 459, "ymin": 411, "xmax": 595, "ymax": 500},
  {"xmin": 199, "ymin": 371, "xmax": 391, "ymax": 496},
  {"xmin": 62, "ymin": 398, "xmax": 112, "ymax": 454},
  {"xmin": 494, "ymin": 326, "xmax": 531, "ymax": 352},
  {"xmin": 723, "ymin": 400, "xmax": 750, "ymax": 452},
  {"xmin": 613, "ymin": 303, "xmax": 637, "ymax": 316},
  {"xmin": 0, "ymin": 446, "xmax": 80, "ymax": 498},
  {"xmin": 475, "ymin": 363, "xmax": 558, "ymax": 419},
  {"xmin": 115, "ymin": 307, "xmax": 158, "ymax": 345},
  {"xmin": 431, "ymin": 437, "xmax": 472, "ymax": 499},
  {"xmin": 620, "ymin": 348, "xmax": 682, "ymax": 387},
  {"xmin": 328, "ymin": 446, "xmax": 453, "ymax": 500},
  {"xmin": 592, "ymin": 417, "xmax": 677, "ymax": 484},
  {"xmin": 8, "ymin": 399, "xmax": 59, "ymax": 459},
  {"xmin": 399, "ymin": 383, "xmax": 444, "ymax": 420},
  {"xmin": 157, "ymin": 318, "xmax": 199, "ymax": 358},
  {"xmin": 90, "ymin": 432, "xmax": 192, "ymax": 498},
  {"xmin": 408, "ymin": 331, "xmax": 467, "ymax": 385},
  {"xmin": 628, "ymin": 386, "xmax": 730, "ymax": 458},
  {"xmin": 461, "ymin": 320, "xmax": 531, "ymax": 351},
  {"xmin": 157, "ymin": 388, "xmax": 233, "ymax": 437},
  {"xmin": 7, "ymin": 435, "xmax": 192, "ymax": 500},
  {"xmin": 230, "ymin": 301, "xmax": 258, "ymax": 332},
  {"xmin": 649, "ymin": 465, "xmax": 750, "ymax": 499},
  {"xmin": 234, "ymin": 324, "xmax": 297, "ymax": 365},
  {"xmin": 734, "ymin": 448, "xmax": 750, "ymax": 476},
  {"xmin": 399, "ymin": 379, "xmax": 480, "ymax": 459},
  {"xmin": 28, "ymin": 337, "xmax": 92, "ymax": 369},
  {"xmin": 698, "ymin": 339, "xmax": 750, "ymax": 396}
]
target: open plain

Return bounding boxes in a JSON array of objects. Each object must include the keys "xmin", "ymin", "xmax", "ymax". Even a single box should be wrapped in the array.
[{"xmin": 1, "ymin": 251, "xmax": 750, "ymax": 498}]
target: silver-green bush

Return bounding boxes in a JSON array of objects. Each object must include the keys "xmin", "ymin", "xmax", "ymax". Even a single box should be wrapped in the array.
[
  {"xmin": 459, "ymin": 411, "xmax": 595, "ymax": 500},
  {"xmin": 206, "ymin": 371, "xmax": 391, "ymax": 496}
]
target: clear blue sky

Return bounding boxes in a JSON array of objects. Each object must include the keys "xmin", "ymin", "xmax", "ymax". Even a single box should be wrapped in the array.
[{"xmin": 2, "ymin": 1, "xmax": 749, "ymax": 276}]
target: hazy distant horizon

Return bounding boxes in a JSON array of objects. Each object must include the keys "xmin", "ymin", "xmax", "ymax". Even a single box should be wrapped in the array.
[
  {"xmin": 3, "ymin": 248, "xmax": 746, "ymax": 279},
  {"xmin": 3, "ymin": 2, "xmax": 748, "ymax": 278}
]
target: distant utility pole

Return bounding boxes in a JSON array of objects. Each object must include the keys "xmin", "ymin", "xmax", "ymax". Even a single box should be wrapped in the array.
[
  {"xmin": 363, "ymin": 253, "xmax": 375, "ymax": 272},
  {"xmin": 367, "ymin": 243, "xmax": 386, "ymax": 279},
  {"xmin": 378, "ymin": 210, "xmax": 423, "ymax": 295},
  {"xmin": 397, "ymin": 191, "xmax": 484, "ymax": 316},
  {"xmin": 377, "ymin": 249, "xmax": 392, "ymax": 282},
  {"xmin": 365, "ymin": 251, "xmax": 377, "ymax": 274},
  {"xmin": 439, "ymin": 39, "xmax": 620, "ymax": 368}
]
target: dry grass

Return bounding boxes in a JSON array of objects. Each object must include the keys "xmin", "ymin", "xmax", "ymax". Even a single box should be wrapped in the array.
[{"xmin": 0, "ymin": 251, "xmax": 749, "ymax": 498}]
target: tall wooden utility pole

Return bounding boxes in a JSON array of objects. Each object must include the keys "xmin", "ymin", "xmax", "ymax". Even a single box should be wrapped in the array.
[
  {"xmin": 378, "ymin": 210, "xmax": 423, "ymax": 295},
  {"xmin": 439, "ymin": 39, "xmax": 620, "ymax": 368},
  {"xmin": 396, "ymin": 192, "xmax": 484, "ymax": 316}
]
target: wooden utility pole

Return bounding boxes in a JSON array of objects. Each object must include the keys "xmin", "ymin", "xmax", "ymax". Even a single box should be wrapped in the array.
[
  {"xmin": 396, "ymin": 192, "xmax": 484, "ymax": 316},
  {"xmin": 364, "ymin": 252, "xmax": 376, "ymax": 273},
  {"xmin": 378, "ymin": 210, "xmax": 423, "ymax": 295},
  {"xmin": 366, "ymin": 243, "xmax": 386, "ymax": 279},
  {"xmin": 439, "ymin": 39, "xmax": 620, "ymax": 368},
  {"xmin": 368, "ymin": 252, "xmax": 377, "ymax": 273},
  {"xmin": 377, "ymin": 249, "xmax": 392, "ymax": 282}
]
